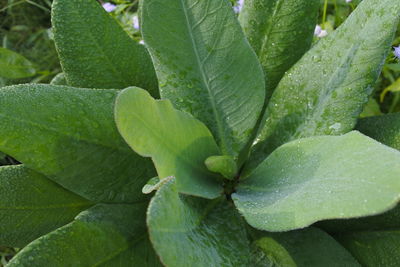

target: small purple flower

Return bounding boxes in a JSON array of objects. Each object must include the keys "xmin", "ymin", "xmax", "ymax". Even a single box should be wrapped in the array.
[
  {"xmin": 132, "ymin": 15, "xmax": 140, "ymax": 30},
  {"xmin": 346, "ymin": 0, "xmax": 352, "ymax": 3},
  {"xmin": 394, "ymin": 46, "xmax": 400, "ymax": 59},
  {"xmin": 314, "ymin": 25, "xmax": 328, "ymax": 38},
  {"xmin": 102, "ymin": 2, "xmax": 116, "ymax": 13},
  {"xmin": 233, "ymin": 0, "xmax": 244, "ymax": 14}
]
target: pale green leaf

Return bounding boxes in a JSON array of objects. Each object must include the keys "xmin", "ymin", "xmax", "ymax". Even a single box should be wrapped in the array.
[
  {"xmin": 115, "ymin": 87, "xmax": 222, "ymax": 199},
  {"xmin": 252, "ymin": 227, "xmax": 360, "ymax": 267},
  {"xmin": 52, "ymin": 0, "xmax": 158, "ymax": 95},
  {"xmin": 147, "ymin": 178, "xmax": 255, "ymax": 267},
  {"xmin": 337, "ymin": 230, "xmax": 400, "ymax": 267},
  {"xmin": 0, "ymin": 165, "xmax": 92, "ymax": 248},
  {"xmin": 140, "ymin": 0, "xmax": 265, "ymax": 156},
  {"xmin": 239, "ymin": 0, "xmax": 319, "ymax": 99},
  {"xmin": 205, "ymin": 155, "xmax": 237, "ymax": 180},
  {"xmin": 0, "ymin": 84, "xmax": 156, "ymax": 203},
  {"xmin": 250, "ymin": 0, "xmax": 400, "ymax": 168},
  {"xmin": 8, "ymin": 204, "xmax": 162, "ymax": 267},
  {"xmin": 0, "ymin": 47, "xmax": 36, "ymax": 79},
  {"xmin": 233, "ymin": 131, "xmax": 400, "ymax": 231}
]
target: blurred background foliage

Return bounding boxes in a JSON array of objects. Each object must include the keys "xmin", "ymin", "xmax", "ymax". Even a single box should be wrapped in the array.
[{"xmin": 0, "ymin": 0, "xmax": 399, "ymax": 264}]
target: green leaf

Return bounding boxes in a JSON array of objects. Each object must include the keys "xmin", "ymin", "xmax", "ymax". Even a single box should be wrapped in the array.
[
  {"xmin": 233, "ymin": 131, "xmax": 400, "ymax": 231},
  {"xmin": 50, "ymin": 72, "xmax": 67, "ymax": 86},
  {"xmin": 0, "ymin": 47, "xmax": 36, "ymax": 79},
  {"xmin": 140, "ymin": 0, "xmax": 265, "ymax": 157},
  {"xmin": 239, "ymin": 0, "xmax": 319, "ymax": 100},
  {"xmin": 115, "ymin": 87, "xmax": 222, "ymax": 199},
  {"xmin": 356, "ymin": 112, "xmax": 400, "ymax": 151},
  {"xmin": 249, "ymin": 0, "xmax": 400, "ymax": 168},
  {"xmin": 147, "ymin": 178, "xmax": 255, "ymax": 266},
  {"xmin": 0, "ymin": 84, "xmax": 156, "ymax": 203},
  {"xmin": 205, "ymin": 155, "xmax": 237, "ymax": 180},
  {"xmin": 8, "ymin": 204, "xmax": 162, "ymax": 267},
  {"xmin": 252, "ymin": 227, "xmax": 360, "ymax": 267},
  {"xmin": 52, "ymin": 0, "xmax": 158, "ymax": 95},
  {"xmin": 337, "ymin": 230, "xmax": 400, "ymax": 267},
  {"xmin": 0, "ymin": 165, "xmax": 92, "ymax": 248}
]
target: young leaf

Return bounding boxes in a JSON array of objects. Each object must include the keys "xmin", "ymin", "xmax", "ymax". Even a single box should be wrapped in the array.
[
  {"xmin": 252, "ymin": 227, "xmax": 360, "ymax": 267},
  {"xmin": 115, "ymin": 87, "xmax": 222, "ymax": 199},
  {"xmin": 239, "ymin": 0, "xmax": 319, "ymax": 100},
  {"xmin": 147, "ymin": 178, "xmax": 255, "ymax": 266},
  {"xmin": 233, "ymin": 131, "xmax": 400, "ymax": 232},
  {"xmin": 337, "ymin": 230, "xmax": 400, "ymax": 267},
  {"xmin": 7, "ymin": 204, "xmax": 162, "ymax": 267},
  {"xmin": 0, "ymin": 165, "xmax": 92, "ymax": 248},
  {"xmin": 356, "ymin": 112, "xmax": 400, "ymax": 151},
  {"xmin": 0, "ymin": 47, "xmax": 36, "ymax": 79},
  {"xmin": 250, "ymin": 0, "xmax": 400, "ymax": 168},
  {"xmin": 140, "ymin": 0, "xmax": 265, "ymax": 156},
  {"xmin": 205, "ymin": 155, "xmax": 237, "ymax": 180},
  {"xmin": 0, "ymin": 84, "xmax": 156, "ymax": 203},
  {"xmin": 52, "ymin": 0, "xmax": 158, "ymax": 95}
]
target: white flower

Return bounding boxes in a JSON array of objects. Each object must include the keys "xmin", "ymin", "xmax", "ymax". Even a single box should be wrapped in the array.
[
  {"xmin": 314, "ymin": 25, "xmax": 328, "ymax": 38},
  {"xmin": 132, "ymin": 15, "xmax": 140, "ymax": 30},
  {"xmin": 102, "ymin": 2, "xmax": 116, "ymax": 12}
]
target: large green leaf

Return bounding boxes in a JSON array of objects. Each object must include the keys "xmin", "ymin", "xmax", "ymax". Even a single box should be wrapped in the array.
[
  {"xmin": 115, "ymin": 87, "xmax": 222, "ymax": 199},
  {"xmin": 8, "ymin": 204, "xmax": 162, "ymax": 266},
  {"xmin": 337, "ymin": 230, "xmax": 400, "ymax": 267},
  {"xmin": 0, "ymin": 84, "xmax": 156, "ymax": 203},
  {"xmin": 252, "ymin": 227, "xmax": 360, "ymax": 267},
  {"xmin": 0, "ymin": 47, "xmax": 36, "ymax": 79},
  {"xmin": 147, "ymin": 178, "xmax": 256, "ymax": 267},
  {"xmin": 0, "ymin": 165, "xmax": 92, "ymax": 248},
  {"xmin": 239, "ymin": 0, "xmax": 319, "ymax": 100},
  {"xmin": 140, "ymin": 0, "xmax": 265, "ymax": 157},
  {"xmin": 356, "ymin": 112, "xmax": 400, "ymax": 151},
  {"xmin": 52, "ymin": 0, "xmax": 158, "ymax": 95},
  {"xmin": 233, "ymin": 131, "xmax": 400, "ymax": 231},
  {"xmin": 249, "ymin": 0, "xmax": 400, "ymax": 168}
]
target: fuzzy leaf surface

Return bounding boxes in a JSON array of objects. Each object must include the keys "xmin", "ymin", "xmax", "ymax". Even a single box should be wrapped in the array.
[
  {"xmin": 233, "ymin": 132, "xmax": 400, "ymax": 231},
  {"xmin": 8, "ymin": 204, "xmax": 162, "ymax": 266},
  {"xmin": 0, "ymin": 84, "xmax": 156, "ymax": 203},
  {"xmin": 52, "ymin": 0, "xmax": 158, "ymax": 95},
  {"xmin": 115, "ymin": 87, "xmax": 222, "ymax": 199},
  {"xmin": 239, "ymin": 0, "xmax": 319, "ymax": 100},
  {"xmin": 0, "ymin": 165, "xmax": 92, "ymax": 248},
  {"xmin": 147, "ymin": 178, "xmax": 255, "ymax": 267},
  {"xmin": 250, "ymin": 0, "xmax": 400, "ymax": 168},
  {"xmin": 0, "ymin": 47, "xmax": 36, "ymax": 79},
  {"xmin": 140, "ymin": 0, "xmax": 265, "ymax": 156}
]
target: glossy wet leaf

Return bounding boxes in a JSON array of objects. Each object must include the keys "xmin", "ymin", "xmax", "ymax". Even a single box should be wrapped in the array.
[
  {"xmin": 252, "ymin": 227, "xmax": 360, "ymax": 267},
  {"xmin": 233, "ymin": 131, "xmax": 400, "ymax": 231},
  {"xmin": 147, "ymin": 178, "xmax": 254, "ymax": 267},
  {"xmin": 140, "ymin": 0, "xmax": 265, "ymax": 156},
  {"xmin": 0, "ymin": 47, "xmax": 36, "ymax": 79},
  {"xmin": 52, "ymin": 0, "xmax": 158, "ymax": 95},
  {"xmin": 8, "ymin": 204, "xmax": 162, "ymax": 267},
  {"xmin": 0, "ymin": 165, "xmax": 92, "ymax": 248},
  {"xmin": 115, "ymin": 87, "xmax": 222, "ymax": 199},
  {"xmin": 356, "ymin": 112, "xmax": 400, "ymax": 151},
  {"xmin": 250, "ymin": 0, "xmax": 400, "ymax": 168},
  {"xmin": 337, "ymin": 230, "xmax": 400, "ymax": 267},
  {"xmin": 239, "ymin": 0, "xmax": 319, "ymax": 100},
  {"xmin": 0, "ymin": 84, "xmax": 156, "ymax": 203}
]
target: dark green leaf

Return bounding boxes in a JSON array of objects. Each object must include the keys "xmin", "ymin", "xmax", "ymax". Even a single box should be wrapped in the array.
[
  {"xmin": 147, "ymin": 178, "xmax": 255, "ymax": 266},
  {"xmin": 239, "ymin": 0, "xmax": 319, "ymax": 100},
  {"xmin": 356, "ymin": 112, "xmax": 400, "ymax": 150},
  {"xmin": 337, "ymin": 230, "xmax": 400, "ymax": 267},
  {"xmin": 249, "ymin": 0, "xmax": 400, "ymax": 168},
  {"xmin": 140, "ymin": 0, "xmax": 265, "ymax": 157},
  {"xmin": 52, "ymin": 0, "xmax": 158, "ymax": 95},
  {"xmin": 8, "ymin": 204, "xmax": 162, "ymax": 266},
  {"xmin": 0, "ymin": 84, "xmax": 156, "ymax": 203},
  {"xmin": 252, "ymin": 227, "xmax": 360, "ymax": 267},
  {"xmin": 233, "ymin": 131, "xmax": 400, "ymax": 231},
  {"xmin": 0, "ymin": 47, "xmax": 36, "ymax": 79},
  {"xmin": 50, "ymin": 72, "xmax": 67, "ymax": 85},
  {"xmin": 115, "ymin": 87, "xmax": 222, "ymax": 199},
  {"xmin": 0, "ymin": 165, "xmax": 92, "ymax": 247}
]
